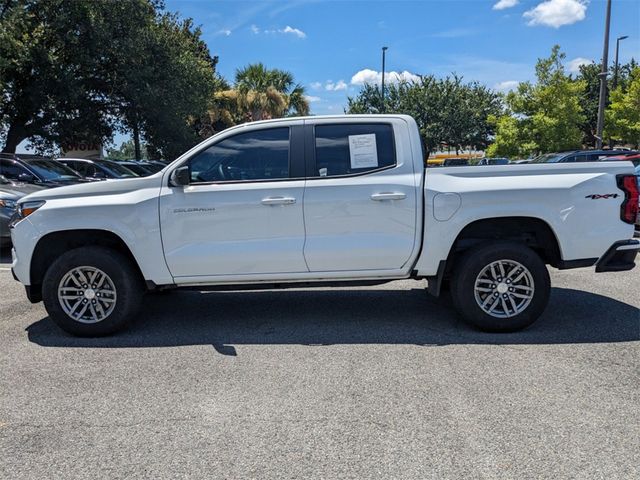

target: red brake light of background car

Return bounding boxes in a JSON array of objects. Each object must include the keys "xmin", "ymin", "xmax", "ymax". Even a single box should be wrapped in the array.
[{"xmin": 616, "ymin": 174, "xmax": 639, "ymax": 224}]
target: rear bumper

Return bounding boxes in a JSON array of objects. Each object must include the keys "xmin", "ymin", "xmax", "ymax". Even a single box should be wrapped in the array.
[{"xmin": 596, "ymin": 239, "xmax": 640, "ymax": 273}]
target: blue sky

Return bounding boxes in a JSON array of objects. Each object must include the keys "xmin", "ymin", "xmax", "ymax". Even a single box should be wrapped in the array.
[{"xmin": 166, "ymin": 0, "xmax": 640, "ymax": 116}]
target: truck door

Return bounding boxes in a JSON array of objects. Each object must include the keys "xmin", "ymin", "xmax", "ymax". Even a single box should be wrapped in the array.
[
  {"xmin": 159, "ymin": 123, "xmax": 308, "ymax": 278},
  {"xmin": 302, "ymin": 120, "xmax": 419, "ymax": 272}
]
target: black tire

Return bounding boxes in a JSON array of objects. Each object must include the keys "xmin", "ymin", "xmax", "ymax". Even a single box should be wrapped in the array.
[
  {"xmin": 42, "ymin": 246, "xmax": 143, "ymax": 336},
  {"xmin": 450, "ymin": 242, "xmax": 550, "ymax": 332}
]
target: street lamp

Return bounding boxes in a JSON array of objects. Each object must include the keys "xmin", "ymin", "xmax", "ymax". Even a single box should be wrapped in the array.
[
  {"xmin": 595, "ymin": 0, "xmax": 612, "ymax": 150},
  {"xmin": 381, "ymin": 46, "xmax": 388, "ymax": 113},
  {"xmin": 613, "ymin": 35, "xmax": 629, "ymax": 89}
]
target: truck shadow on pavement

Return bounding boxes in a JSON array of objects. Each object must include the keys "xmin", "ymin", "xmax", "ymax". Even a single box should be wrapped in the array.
[{"xmin": 26, "ymin": 286, "xmax": 640, "ymax": 353}]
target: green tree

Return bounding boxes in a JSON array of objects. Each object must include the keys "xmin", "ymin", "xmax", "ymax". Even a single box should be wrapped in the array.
[
  {"xmin": 115, "ymin": 14, "xmax": 216, "ymax": 160},
  {"xmin": 203, "ymin": 63, "xmax": 309, "ymax": 131},
  {"xmin": 106, "ymin": 140, "xmax": 148, "ymax": 160},
  {"xmin": 489, "ymin": 45, "xmax": 585, "ymax": 157},
  {"xmin": 605, "ymin": 67, "xmax": 640, "ymax": 148},
  {"xmin": 574, "ymin": 61, "xmax": 600, "ymax": 147},
  {"xmin": 573, "ymin": 59, "xmax": 638, "ymax": 148},
  {"xmin": 347, "ymin": 75, "xmax": 502, "ymax": 158},
  {"xmin": 0, "ymin": 0, "xmax": 216, "ymax": 159}
]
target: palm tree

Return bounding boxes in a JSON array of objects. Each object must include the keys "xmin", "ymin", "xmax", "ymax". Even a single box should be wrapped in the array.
[
  {"xmin": 202, "ymin": 63, "xmax": 310, "ymax": 137},
  {"xmin": 234, "ymin": 63, "xmax": 309, "ymax": 120}
]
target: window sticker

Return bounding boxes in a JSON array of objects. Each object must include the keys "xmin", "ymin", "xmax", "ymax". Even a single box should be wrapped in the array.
[{"xmin": 348, "ymin": 134, "xmax": 378, "ymax": 169}]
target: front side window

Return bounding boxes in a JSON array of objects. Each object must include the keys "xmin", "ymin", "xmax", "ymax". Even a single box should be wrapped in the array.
[
  {"xmin": 187, "ymin": 128, "xmax": 290, "ymax": 183},
  {"xmin": 313, "ymin": 124, "xmax": 396, "ymax": 177}
]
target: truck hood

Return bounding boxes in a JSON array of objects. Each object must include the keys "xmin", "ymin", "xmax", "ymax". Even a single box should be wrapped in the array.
[{"xmin": 19, "ymin": 172, "xmax": 163, "ymax": 203}]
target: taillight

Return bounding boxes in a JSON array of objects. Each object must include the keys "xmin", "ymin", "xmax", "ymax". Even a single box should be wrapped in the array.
[{"xmin": 616, "ymin": 174, "xmax": 639, "ymax": 224}]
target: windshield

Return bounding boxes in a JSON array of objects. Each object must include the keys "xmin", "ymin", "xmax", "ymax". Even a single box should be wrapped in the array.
[
  {"xmin": 530, "ymin": 153, "xmax": 566, "ymax": 163},
  {"xmin": 27, "ymin": 160, "xmax": 80, "ymax": 180},
  {"xmin": 122, "ymin": 163, "xmax": 152, "ymax": 175},
  {"xmin": 96, "ymin": 160, "xmax": 139, "ymax": 177}
]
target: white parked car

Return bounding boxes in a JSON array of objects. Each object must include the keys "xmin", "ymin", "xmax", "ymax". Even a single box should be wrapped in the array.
[{"xmin": 9, "ymin": 115, "xmax": 640, "ymax": 336}]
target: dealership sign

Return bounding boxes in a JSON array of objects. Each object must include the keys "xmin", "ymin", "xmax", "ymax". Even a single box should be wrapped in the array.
[{"xmin": 60, "ymin": 141, "xmax": 102, "ymax": 159}]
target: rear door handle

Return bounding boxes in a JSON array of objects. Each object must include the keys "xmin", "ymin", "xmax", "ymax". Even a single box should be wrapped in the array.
[
  {"xmin": 261, "ymin": 196, "xmax": 297, "ymax": 205},
  {"xmin": 370, "ymin": 192, "xmax": 407, "ymax": 201}
]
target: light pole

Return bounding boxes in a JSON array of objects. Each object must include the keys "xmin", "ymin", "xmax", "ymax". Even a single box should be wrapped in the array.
[
  {"xmin": 595, "ymin": 0, "xmax": 612, "ymax": 150},
  {"xmin": 381, "ymin": 46, "xmax": 388, "ymax": 113},
  {"xmin": 613, "ymin": 35, "xmax": 628, "ymax": 89}
]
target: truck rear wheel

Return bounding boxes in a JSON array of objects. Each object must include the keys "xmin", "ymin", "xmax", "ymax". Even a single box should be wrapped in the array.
[
  {"xmin": 450, "ymin": 242, "xmax": 550, "ymax": 332},
  {"xmin": 42, "ymin": 246, "xmax": 143, "ymax": 336}
]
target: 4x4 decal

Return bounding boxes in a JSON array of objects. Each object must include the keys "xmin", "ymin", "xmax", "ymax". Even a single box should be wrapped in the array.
[{"xmin": 585, "ymin": 194, "xmax": 619, "ymax": 199}]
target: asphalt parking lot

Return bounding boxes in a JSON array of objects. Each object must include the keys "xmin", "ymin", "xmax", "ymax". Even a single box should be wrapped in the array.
[{"xmin": 0, "ymin": 248, "xmax": 638, "ymax": 479}]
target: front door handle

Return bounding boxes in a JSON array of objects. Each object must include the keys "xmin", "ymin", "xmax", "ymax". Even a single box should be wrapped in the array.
[
  {"xmin": 370, "ymin": 192, "xmax": 407, "ymax": 201},
  {"xmin": 261, "ymin": 196, "xmax": 296, "ymax": 206}
]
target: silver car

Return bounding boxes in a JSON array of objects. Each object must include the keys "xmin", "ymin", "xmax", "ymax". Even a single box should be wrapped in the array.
[{"xmin": 0, "ymin": 175, "xmax": 44, "ymax": 246}]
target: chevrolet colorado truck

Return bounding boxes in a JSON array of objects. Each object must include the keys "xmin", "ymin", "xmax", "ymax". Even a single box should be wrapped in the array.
[{"xmin": 9, "ymin": 115, "xmax": 640, "ymax": 336}]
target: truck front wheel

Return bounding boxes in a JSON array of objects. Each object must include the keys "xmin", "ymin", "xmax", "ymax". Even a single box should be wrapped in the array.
[
  {"xmin": 450, "ymin": 242, "xmax": 550, "ymax": 332},
  {"xmin": 42, "ymin": 246, "xmax": 143, "ymax": 336}
]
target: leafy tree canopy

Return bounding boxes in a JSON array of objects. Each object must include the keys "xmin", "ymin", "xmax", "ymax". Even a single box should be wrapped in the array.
[
  {"xmin": 605, "ymin": 67, "xmax": 640, "ymax": 148},
  {"xmin": 348, "ymin": 75, "xmax": 503, "ymax": 159},
  {"xmin": 0, "ymin": 0, "xmax": 216, "ymax": 159},
  {"xmin": 488, "ymin": 45, "xmax": 585, "ymax": 158},
  {"xmin": 198, "ymin": 62, "xmax": 309, "ymax": 137}
]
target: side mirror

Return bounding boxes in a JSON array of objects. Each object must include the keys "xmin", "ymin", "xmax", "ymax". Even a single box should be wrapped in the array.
[
  {"xmin": 169, "ymin": 165, "xmax": 190, "ymax": 187},
  {"xmin": 18, "ymin": 172, "xmax": 35, "ymax": 183}
]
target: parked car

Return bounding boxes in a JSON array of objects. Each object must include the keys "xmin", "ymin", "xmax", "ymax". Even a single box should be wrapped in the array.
[
  {"xmin": 57, "ymin": 158, "xmax": 139, "ymax": 180},
  {"xmin": 635, "ymin": 165, "xmax": 640, "ymax": 238},
  {"xmin": 0, "ymin": 175, "xmax": 45, "ymax": 246},
  {"xmin": 442, "ymin": 158, "xmax": 469, "ymax": 166},
  {"xmin": 116, "ymin": 161, "xmax": 160, "ymax": 176},
  {"xmin": 600, "ymin": 153, "xmax": 640, "ymax": 167},
  {"xmin": 8, "ymin": 115, "xmax": 639, "ymax": 337},
  {"xmin": 0, "ymin": 155, "xmax": 94, "ymax": 187},
  {"xmin": 531, "ymin": 150, "xmax": 638, "ymax": 163},
  {"xmin": 478, "ymin": 157, "xmax": 510, "ymax": 166},
  {"xmin": 147, "ymin": 160, "xmax": 170, "ymax": 170}
]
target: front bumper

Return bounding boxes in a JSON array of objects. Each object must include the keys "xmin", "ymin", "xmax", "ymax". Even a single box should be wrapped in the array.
[
  {"xmin": 596, "ymin": 239, "xmax": 640, "ymax": 273},
  {"xmin": 9, "ymin": 217, "xmax": 40, "ymax": 285}
]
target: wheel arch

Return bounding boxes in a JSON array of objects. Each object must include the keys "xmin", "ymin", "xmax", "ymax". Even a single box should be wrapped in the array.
[
  {"xmin": 29, "ymin": 229, "xmax": 146, "ymax": 301},
  {"xmin": 427, "ymin": 216, "xmax": 562, "ymax": 296}
]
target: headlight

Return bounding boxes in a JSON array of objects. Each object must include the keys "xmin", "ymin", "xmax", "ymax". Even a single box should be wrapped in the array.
[
  {"xmin": 0, "ymin": 198, "xmax": 18, "ymax": 210},
  {"xmin": 8, "ymin": 200, "xmax": 45, "ymax": 228}
]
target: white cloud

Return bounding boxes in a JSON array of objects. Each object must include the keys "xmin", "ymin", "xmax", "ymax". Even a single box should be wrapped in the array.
[
  {"xmin": 281, "ymin": 25, "xmax": 306, "ymax": 38},
  {"xmin": 493, "ymin": 0, "xmax": 519, "ymax": 10},
  {"xmin": 304, "ymin": 95, "xmax": 321, "ymax": 103},
  {"xmin": 350, "ymin": 69, "xmax": 420, "ymax": 86},
  {"xmin": 309, "ymin": 82, "xmax": 323, "ymax": 90},
  {"xmin": 260, "ymin": 25, "xmax": 307, "ymax": 38},
  {"xmin": 523, "ymin": 0, "xmax": 587, "ymax": 28},
  {"xmin": 494, "ymin": 80, "xmax": 520, "ymax": 91},
  {"xmin": 325, "ymin": 80, "xmax": 348, "ymax": 91},
  {"xmin": 217, "ymin": 29, "xmax": 232, "ymax": 36},
  {"xmin": 567, "ymin": 57, "xmax": 592, "ymax": 72}
]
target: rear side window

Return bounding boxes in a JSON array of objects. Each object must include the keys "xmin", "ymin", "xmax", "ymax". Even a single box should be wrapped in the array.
[{"xmin": 313, "ymin": 124, "xmax": 395, "ymax": 177}]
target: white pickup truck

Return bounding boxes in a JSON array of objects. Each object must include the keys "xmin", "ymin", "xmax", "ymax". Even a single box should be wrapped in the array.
[{"xmin": 9, "ymin": 115, "xmax": 640, "ymax": 336}]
